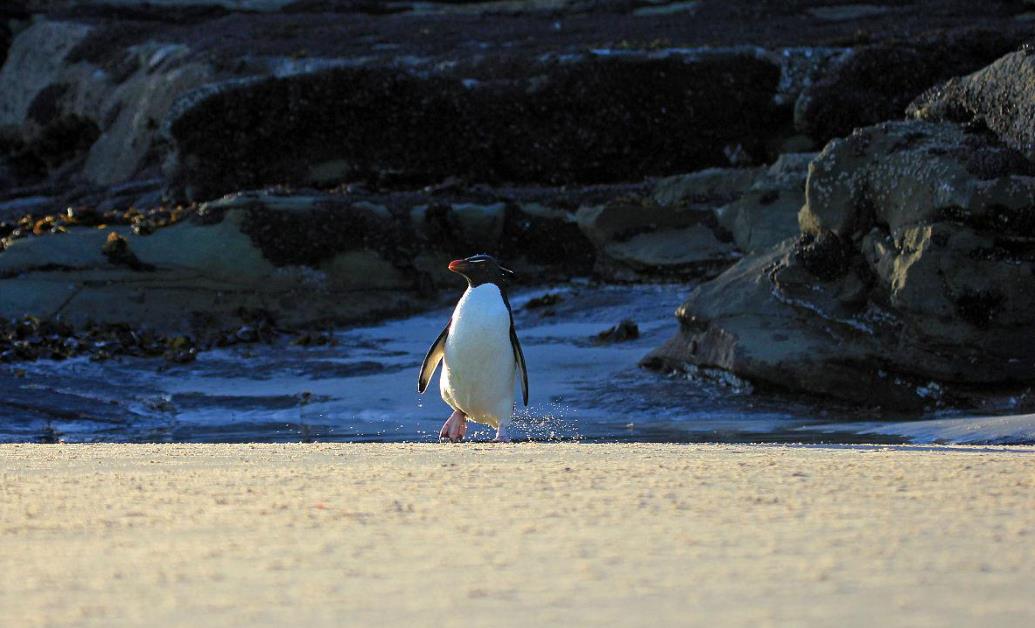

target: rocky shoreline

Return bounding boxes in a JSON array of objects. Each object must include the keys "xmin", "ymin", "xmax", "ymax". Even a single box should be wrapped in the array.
[
  {"xmin": 644, "ymin": 79, "xmax": 1035, "ymax": 410},
  {"xmin": 3, "ymin": 1, "xmax": 1035, "ymax": 410}
]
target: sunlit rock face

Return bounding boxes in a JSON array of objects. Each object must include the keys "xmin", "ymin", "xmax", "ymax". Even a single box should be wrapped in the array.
[
  {"xmin": 909, "ymin": 49, "xmax": 1035, "ymax": 162},
  {"xmin": 646, "ymin": 120, "xmax": 1035, "ymax": 410}
]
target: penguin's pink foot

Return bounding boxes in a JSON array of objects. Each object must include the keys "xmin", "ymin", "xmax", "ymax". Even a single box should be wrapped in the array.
[
  {"xmin": 439, "ymin": 410, "xmax": 467, "ymax": 443},
  {"xmin": 493, "ymin": 425, "xmax": 511, "ymax": 443}
]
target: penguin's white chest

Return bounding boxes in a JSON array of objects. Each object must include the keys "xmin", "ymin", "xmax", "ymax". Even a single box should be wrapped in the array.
[{"xmin": 440, "ymin": 284, "xmax": 516, "ymax": 427}]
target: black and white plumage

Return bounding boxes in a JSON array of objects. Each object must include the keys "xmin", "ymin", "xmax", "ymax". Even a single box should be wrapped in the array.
[{"xmin": 418, "ymin": 254, "xmax": 528, "ymax": 442}]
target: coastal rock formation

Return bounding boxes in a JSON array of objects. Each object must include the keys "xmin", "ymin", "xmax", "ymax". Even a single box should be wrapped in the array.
[
  {"xmin": 3, "ymin": 2, "xmax": 1025, "ymax": 209},
  {"xmin": 574, "ymin": 160, "xmax": 811, "ymax": 280},
  {"xmin": 3, "ymin": 1, "xmax": 1034, "ymax": 343},
  {"xmin": 575, "ymin": 196, "xmax": 737, "ymax": 281},
  {"xmin": 795, "ymin": 29, "xmax": 1025, "ymax": 145},
  {"xmin": 645, "ymin": 120, "xmax": 1035, "ymax": 409},
  {"xmin": 909, "ymin": 49, "xmax": 1035, "ymax": 160},
  {"xmin": 0, "ymin": 198, "xmax": 421, "ymax": 330},
  {"xmin": 715, "ymin": 152, "xmax": 813, "ymax": 253},
  {"xmin": 167, "ymin": 54, "xmax": 781, "ymax": 201},
  {"xmin": 0, "ymin": 20, "xmax": 92, "ymax": 128},
  {"xmin": 0, "ymin": 187, "xmax": 602, "ymax": 329},
  {"xmin": 0, "ymin": 18, "xmax": 218, "ymax": 190}
]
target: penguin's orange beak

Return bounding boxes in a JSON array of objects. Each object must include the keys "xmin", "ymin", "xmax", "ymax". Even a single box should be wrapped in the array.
[{"xmin": 448, "ymin": 259, "xmax": 466, "ymax": 273}]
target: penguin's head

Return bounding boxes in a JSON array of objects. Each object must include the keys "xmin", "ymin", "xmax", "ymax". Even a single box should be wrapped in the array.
[{"xmin": 448, "ymin": 254, "xmax": 515, "ymax": 287}]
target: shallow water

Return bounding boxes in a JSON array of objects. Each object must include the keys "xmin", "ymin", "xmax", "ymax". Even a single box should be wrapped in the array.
[{"xmin": 1, "ymin": 283, "xmax": 1028, "ymax": 444}]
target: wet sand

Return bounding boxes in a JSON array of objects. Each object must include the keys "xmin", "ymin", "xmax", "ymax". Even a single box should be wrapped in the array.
[{"xmin": 2, "ymin": 443, "xmax": 1033, "ymax": 627}]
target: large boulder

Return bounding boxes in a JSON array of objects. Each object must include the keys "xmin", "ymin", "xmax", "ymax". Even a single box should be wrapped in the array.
[
  {"xmin": 645, "ymin": 120, "xmax": 1035, "ymax": 409},
  {"xmin": 795, "ymin": 29, "xmax": 1025, "ymax": 145},
  {"xmin": 81, "ymin": 43, "xmax": 214, "ymax": 186},
  {"xmin": 0, "ymin": 19, "xmax": 216, "ymax": 190},
  {"xmin": 0, "ymin": 20, "xmax": 92, "ymax": 128},
  {"xmin": 167, "ymin": 55, "xmax": 782, "ymax": 201},
  {"xmin": 909, "ymin": 49, "xmax": 1035, "ymax": 161}
]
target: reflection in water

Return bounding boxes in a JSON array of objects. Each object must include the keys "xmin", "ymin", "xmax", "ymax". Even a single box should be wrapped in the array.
[{"xmin": 0, "ymin": 284, "xmax": 926, "ymax": 443}]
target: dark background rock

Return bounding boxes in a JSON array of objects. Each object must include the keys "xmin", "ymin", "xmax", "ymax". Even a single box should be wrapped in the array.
[
  {"xmin": 794, "ymin": 28, "xmax": 1028, "ymax": 145},
  {"xmin": 168, "ymin": 55, "xmax": 782, "ymax": 201},
  {"xmin": 0, "ymin": 0, "xmax": 1027, "ymax": 207},
  {"xmin": 29, "ymin": 1, "xmax": 1033, "ymax": 59},
  {"xmin": 0, "ymin": 23, "xmax": 9, "ymax": 70},
  {"xmin": 909, "ymin": 49, "xmax": 1035, "ymax": 161}
]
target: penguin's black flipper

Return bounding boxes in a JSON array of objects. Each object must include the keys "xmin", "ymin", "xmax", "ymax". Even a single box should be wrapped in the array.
[
  {"xmin": 418, "ymin": 324, "xmax": 449, "ymax": 393},
  {"xmin": 510, "ymin": 325, "xmax": 528, "ymax": 407}
]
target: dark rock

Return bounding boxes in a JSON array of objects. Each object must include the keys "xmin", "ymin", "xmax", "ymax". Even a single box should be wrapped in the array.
[
  {"xmin": 574, "ymin": 157, "xmax": 809, "ymax": 279},
  {"xmin": 500, "ymin": 203, "xmax": 595, "ymax": 277},
  {"xmin": 646, "ymin": 120, "xmax": 1035, "ymax": 409},
  {"xmin": 0, "ymin": 23, "xmax": 8, "ymax": 71},
  {"xmin": 101, "ymin": 230, "xmax": 155, "ymax": 271},
  {"xmin": 0, "ymin": 186, "xmax": 597, "ymax": 330},
  {"xmin": 643, "ymin": 242, "xmax": 930, "ymax": 410},
  {"xmin": 233, "ymin": 325, "xmax": 258, "ymax": 343},
  {"xmin": 232, "ymin": 195, "xmax": 406, "ymax": 268},
  {"xmin": 291, "ymin": 331, "xmax": 335, "ymax": 346},
  {"xmin": 18, "ymin": 114, "xmax": 100, "ymax": 175},
  {"xmin": 796, "ymin": 29, "xmax": 1026, "ymax": 144},
  {"xmin": 794, "ymin": 230, "xmax": 850, "ymax": 282},
  {"xmin": 714, "ymin": 152, "xmax": 814, "ymax": 253},
  {"xmin": 576, "ymin": 192, "xmax": 738, "ymax": 281},
  {"xmin": 2, "ymin": 2, "xmax": 1030, "ymax": 202},
  {"xmin": 163, "ymin": 335, "xmax": 197, "ymax": 363},
  {"xmin": 0, "ymin": 2, "xmax": 29, "ymax": 73},
  {"xmin": 411, "ymin": 202, "xmax": 505, "ymax": 258},
  {"xmin": 954, "ymin": 289, "xmax": 1005, "ymax": 329},
  {"xmin": 652, "ymin": 166, "xmax": 762, "ymax": 209},
  {"xmin": 169, "ymin": 55, "xmax": 781, "ymax": 200},
  {"xmin": 525, "ymin": 293, "xmax": 563, "ymax": 309},
  {"xmin": 0, "ymin": 3, "xmax": 1023, "ymax": 210},
  {"xmin": 0, "ymin": 314, "xmax": 212, "ymax": 364},
  {"xmin": 909, "ymin": 50, "xmax": 1035, "ymax": 161},
  {"xmin": 963, "ymin": 143, "xmax": 1035, "ymax": 180},
  {"xmin": 26, "ymin": 83, "xmax": 71, "ymax": 126},
  {"xmin": 594, "ymin": 319, "xmax": 639, "ymax": 344}
]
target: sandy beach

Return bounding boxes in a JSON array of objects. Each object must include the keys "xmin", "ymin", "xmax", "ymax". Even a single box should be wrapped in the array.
[{"xmin": 1, "ymin": 443, "xmax": 1033, "ymax": 627}]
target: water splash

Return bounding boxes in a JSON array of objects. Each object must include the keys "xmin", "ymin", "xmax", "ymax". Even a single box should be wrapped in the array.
[{"xmin": 511, "ymin": 402, "xmax": 581, "ymax": 442}]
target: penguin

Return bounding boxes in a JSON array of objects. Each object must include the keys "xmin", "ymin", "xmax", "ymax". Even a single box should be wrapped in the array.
[{"xmin": 418, "ymin": 254, "xmax": 528, "ymax": 442}]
